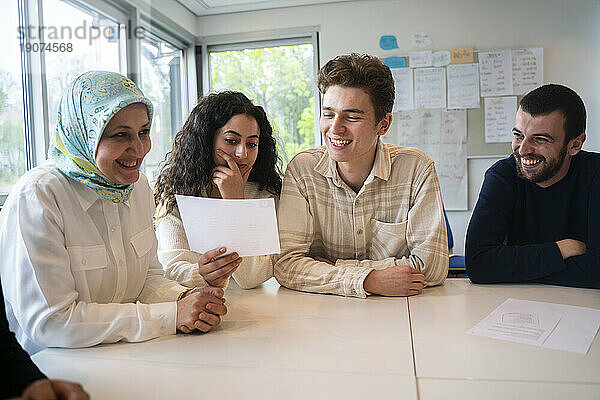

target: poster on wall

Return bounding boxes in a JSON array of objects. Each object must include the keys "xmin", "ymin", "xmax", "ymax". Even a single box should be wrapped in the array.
[
  {"xmin": 484, "ymin": 96, "xmax": 518, "ymax": 143},
  {"xmin": 414, "ymin": 67, "xmax": 446, "ymax": 109},
  {"xmin": 479, "ymin": 50, "xmax": 513, "ymax": 97},
  {"xmin": 512, "ymin": 47, "xmax": 543, "ymax": 95},
  {"xmin": 392, "ymin": 109, "xmax": 467, "ymax": 210}
]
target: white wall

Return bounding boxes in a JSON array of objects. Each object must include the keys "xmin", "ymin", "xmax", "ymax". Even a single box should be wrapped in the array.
[{"xmin": 196, "ymin": 0, "xmax": 600, "ymax": 255}]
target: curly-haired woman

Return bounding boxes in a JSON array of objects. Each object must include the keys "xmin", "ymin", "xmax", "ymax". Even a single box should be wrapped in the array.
[{"xmin": 154, "ymin": 91, "xmax": 282, "ymax": 290}]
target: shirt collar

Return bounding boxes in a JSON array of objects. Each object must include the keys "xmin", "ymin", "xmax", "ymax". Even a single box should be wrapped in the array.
[
  {"xmin": 73, "ymin": 178, "xmax": 131, "ymax": 211},
  {"xmin": 313, "ymin": 139, "xmax": 391, "ymax": 187}
]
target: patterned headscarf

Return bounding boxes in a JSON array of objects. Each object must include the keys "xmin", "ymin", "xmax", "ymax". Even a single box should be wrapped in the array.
[{"xmin": 48, "ymin": 71, "xmax": 154, "ymax": 203}]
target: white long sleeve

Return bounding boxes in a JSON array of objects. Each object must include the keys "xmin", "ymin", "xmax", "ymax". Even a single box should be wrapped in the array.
[{"xmin": 0, "ymin": 165, "xmax": 186, "ymax": 354}]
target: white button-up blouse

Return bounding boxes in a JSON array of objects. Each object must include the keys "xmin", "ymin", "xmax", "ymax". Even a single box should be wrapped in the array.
[{"xmin": 0, "ymin": 164, "xmax": 186, "ymax": 354}]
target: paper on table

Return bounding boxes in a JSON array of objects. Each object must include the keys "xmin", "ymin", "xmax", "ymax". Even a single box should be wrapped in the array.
[
  {"xmin": 469, "ymin": 298, "xmax": 600, "ymax": 354},
  {"xmin": 175, "ymin": 195, "xmax": 280, "ymax": 257}
]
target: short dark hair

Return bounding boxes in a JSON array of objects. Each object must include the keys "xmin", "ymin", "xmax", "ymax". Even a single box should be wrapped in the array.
[
  {"xmin": 154, "ymin": 91, "xmax": 282, "ymax": 216},
  {"xmin": 520, "ymin": 84, "xmax": 586, "ymax": 142},
  {"xmin": 317, "ymin": 53, "xmax": 395, "ymax": 122}
]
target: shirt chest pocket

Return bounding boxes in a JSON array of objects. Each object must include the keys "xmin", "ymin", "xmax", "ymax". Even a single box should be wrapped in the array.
[
  {"xmin": 68, "ymin": 245, "xmax": 108, "ymax": 302},
  {"xmin": 129, "ymin": 227, "xmax": 154, "ymax": 280},
  {"xmin": 369, "ymin": 219, "xmax": 409, "ymax": 260}
]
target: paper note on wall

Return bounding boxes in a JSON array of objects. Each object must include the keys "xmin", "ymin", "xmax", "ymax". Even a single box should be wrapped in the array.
[
  {"xmin": 450, "ymin": 47, "xmax": 473, "ymax": 64},
  {"xmin": 379, "ymin": 35, "xmax": 399, "ymax": 50},
  {"xmin": 432, "ymin": 50, "xmax": 451, "ymax": 67},
  {"xmin": 409, "ymin": 50, "xmax": 433, "ymax": 68},
  {"xmin": 414, "ymin": 67, "xmax": 446, "ymax": 109},
  {"xmin": 479, "ymin": 50, "xmax": 513, "ymax": 96},
  {"xmin": 391, "ymin": 68, "xmax": 414, "ymax": 112},
  {"xmin": 512, "ymin": 47, "xmax": 543, "ymax": 95},
  {"xmin": 484, "ymin": 96, "xmax": 517, "ymax": 143},
  {"xmin": 447, "ymin": 63, "xmax": 480, "ymax": 109},
  {"xmin": 394, "ymin": 109, "xmax": 467, "ymax": 210},
  {"xmin": 411, "ymin": 32, "xmax": 432, "ymax": 47}
]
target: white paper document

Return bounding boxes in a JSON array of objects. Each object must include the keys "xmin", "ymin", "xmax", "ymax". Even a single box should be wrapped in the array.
[
  {"xmin": 409, "ymin": 50, "xmax": 433, "ymax": 68},
  {"xmin": 479, "ymin": 49, "xmax": 513, "ymax": 96},
  {"xmin": 512, "ymin": 47, "xmax": 543, "ymax": 95},
  {"xmin": 469, "ymin": 298, "xmax": 600, "ymax": 354},
  {"xmin": 447, "ymin": 63, "xmax": 480, "ymax": 109},
  {"xmin": 391, "ymin": 68, "xmax": 414, "ymax": 112},
  {"xmin": 432, "ymin": 50, "xmax": 451, "ymax": 67},
  {"xmin": 484, "ymin": 96, "xmax": 517, "ymax": 143},
  {"xmin": 175, "ymin": 195, "xmax": 280, "ymax": 257},
  {"xmin": 393, "ymin": 109, "xmax": 467, "ymax": 210},
  {"xmin": 414, "ymin": 67, "xmax": 446, "ymax": 109}
]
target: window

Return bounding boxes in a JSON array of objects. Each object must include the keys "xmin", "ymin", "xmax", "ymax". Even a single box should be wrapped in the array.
[
  {"xmin": 42, "ymin": 0, "xmax": 124, "ymax": 131},
  {"xmin": 207, "ymin": 34, "xmax": 319, "ymax": 164},
  {"xmin": 0, "ymin": 1, "xmax": 26, "ymax": 197},
  {"xmin": 139, "ymin": 32, "xmax": 184, "ymax": 184},
  {"xmin": 2, "ymin": 0, "xmax": 194, "ymax": 205}
]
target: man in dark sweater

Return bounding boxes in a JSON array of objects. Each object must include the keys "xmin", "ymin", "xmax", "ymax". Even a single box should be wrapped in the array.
[
  {"xmin": 1, "ymin": 280, "xmax": 89, "ymax": 399},
  {"xmin": 466, "ymin": 84, "xmax": 600, "ymax": 288}
]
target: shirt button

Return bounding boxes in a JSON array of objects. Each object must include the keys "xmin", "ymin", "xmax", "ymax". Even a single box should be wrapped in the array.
[
  {"xmin": 119, "ymin": 260, "xmax": 124, "ymax": 266},
  {"xmin": 81, "ymin": 258, "xmax": 87, "ymax": 265},
  {"xmin": 357, "ymin": 229, "xmax": 363, "ymax": 235},
  {"xmin": 110, "ymin": 226, "xmax": 116, "ymax": 232}
]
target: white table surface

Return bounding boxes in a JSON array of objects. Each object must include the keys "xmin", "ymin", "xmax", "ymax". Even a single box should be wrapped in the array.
[
  {"xmin": 33, "ymin": 278, "xmax": 417, "ymax": 399},
  {"xmin": 410, "ymin": 279, "xmax": 600, "ymax": 384},
  {"xmin": 417, "ymin": 377, "xmax": 600, "ymax": 400}
]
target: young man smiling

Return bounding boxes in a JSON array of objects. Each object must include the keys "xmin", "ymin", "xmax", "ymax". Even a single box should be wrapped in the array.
[
  {"xmin": 274, "ymin": 53, "xmax": 448, "ymax": 298},
  {"xmin": 466, "ymin": 84, "xmax": 600, "ymax": 288}
]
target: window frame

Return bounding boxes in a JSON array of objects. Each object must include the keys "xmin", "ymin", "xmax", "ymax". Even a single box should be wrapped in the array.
[{"xmin": 198, "ymin": 26, "xmax": 321, "ymax": 149}]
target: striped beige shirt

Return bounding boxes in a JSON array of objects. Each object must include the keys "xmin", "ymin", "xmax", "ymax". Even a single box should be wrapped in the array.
[{"xmin": 274, "ymin": 140, "xmax": 448, "ymax": 298}]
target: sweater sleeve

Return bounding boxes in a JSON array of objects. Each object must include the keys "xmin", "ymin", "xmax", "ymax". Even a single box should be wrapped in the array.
[
  {"xmin": 465, "ymin": 162, "xmax": 567, "ymax": 283},
  {"xmin": 535, "ymin": 170, "xmax": 600, "ymax": 288}
]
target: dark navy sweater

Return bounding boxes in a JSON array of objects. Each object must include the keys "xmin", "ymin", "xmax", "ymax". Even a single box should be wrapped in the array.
[{"xmin": 465, "ymin": 151, "xmax": 600, "ymax": 288}]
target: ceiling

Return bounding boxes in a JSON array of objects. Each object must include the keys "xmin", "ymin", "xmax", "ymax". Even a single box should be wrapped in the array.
[{"xmin": 175, "ymin": 0, "xmax": 350, "ymax": 16}]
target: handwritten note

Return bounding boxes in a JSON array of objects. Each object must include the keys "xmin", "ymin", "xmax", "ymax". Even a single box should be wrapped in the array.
[
  {"xmin": 450, "ymin": 47, "xmax": 474, "ymax": 64},
  {"xmin": 175, "ymin": 195, "xmax": 280, "ymax": 257},
  {"xmin": 409, "ymin": 50, "xmax": 433, "ymax": 68},
  {"xmin": 479, "ymin": 50, "xmax": 513, "ymax": 96},
  {"xmin": 432, "ymin": 50, "xmax": 451, "ymax": 67},
  {"xmin": 411, "ymin": 32, "xmax": 432, "ymax": 47},
  {"xmin": 391, "ymin": 68, "xmax": 414, "ymax": 112},
  {"xmin": 469, "ymin": 298, "xmax": 600, "ymax": 354},
  {"xmin": 414, "ymin": 67, "xmax": 446, "ymax": 109},
  {"xmin": 484, "ymin": 96, "xmax": 517, "ymax": 143},
  {"xmin": 393, "ymin": 109, "xmax": 467, "ymax": 210},
  {"xmin": 512, "ymin": 47, "xmax": 543, "ymax": 95},
  {"xmin": 447, "ymin": 63, "xmax": 480, "ymax": 109}
]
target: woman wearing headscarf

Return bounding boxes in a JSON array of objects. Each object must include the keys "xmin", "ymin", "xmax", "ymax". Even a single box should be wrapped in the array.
[
  {"xmin": 0, "ymin": 71, "xmax": 226, "ymax": 355},
  {"xmin": 153, "ymin": 91, "xmax": 282, "ymax": 290}
]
